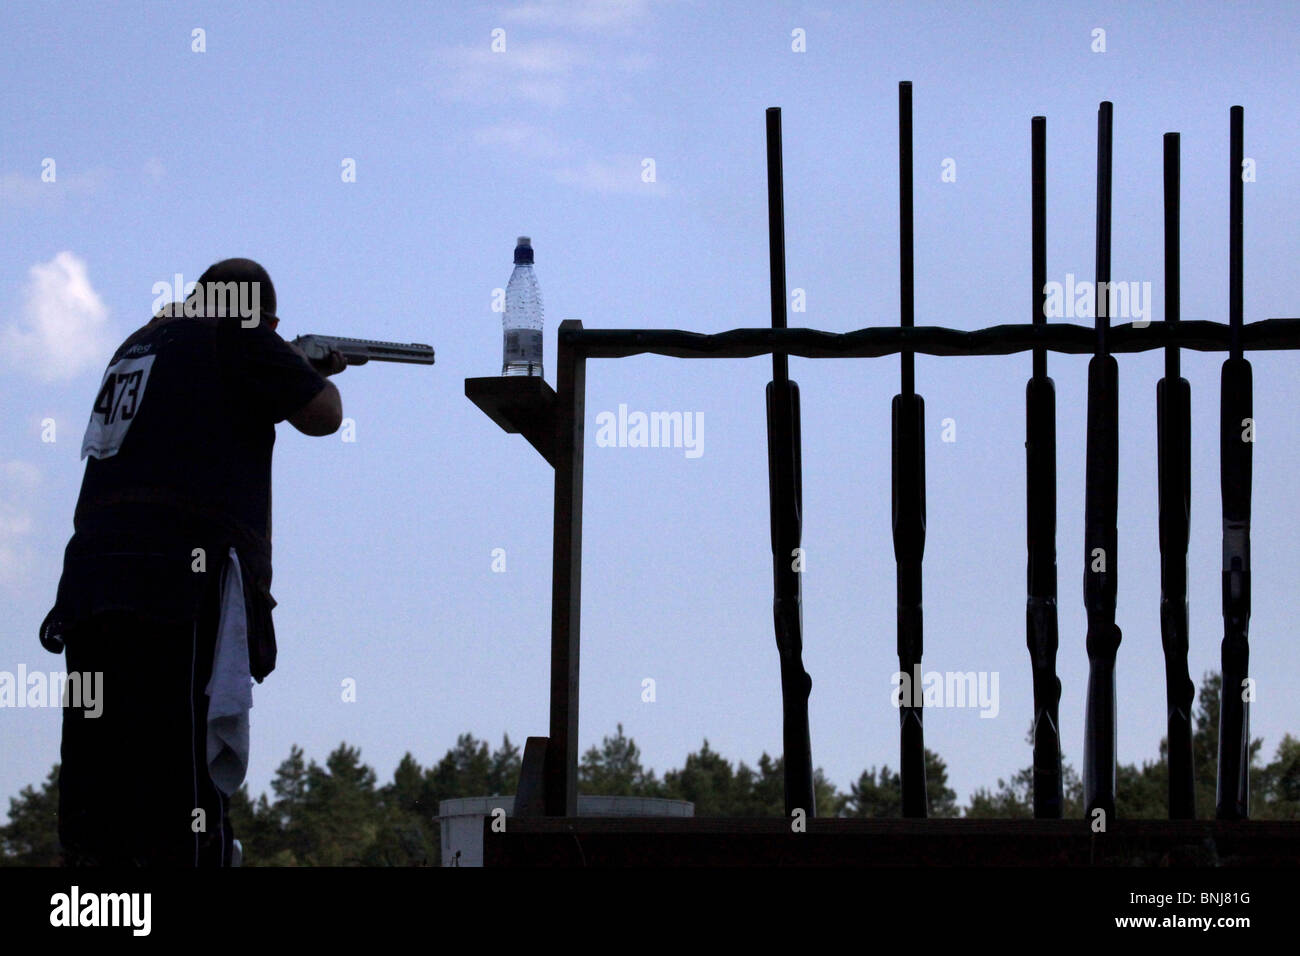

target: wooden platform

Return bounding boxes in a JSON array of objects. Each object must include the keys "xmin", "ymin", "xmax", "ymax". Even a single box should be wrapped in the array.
[
  {"xmin": 483, "ymin": 817, "xmax": 1300, "ymax": 867},
  {"xmin": 465, "ymin": 375, "xmax": 557, "ymax": 466}
]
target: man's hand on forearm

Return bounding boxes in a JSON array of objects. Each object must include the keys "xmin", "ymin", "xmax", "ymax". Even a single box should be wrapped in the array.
[{"xmin": 288, "ymin": 340, "xmax": 347, "ymax": 377}]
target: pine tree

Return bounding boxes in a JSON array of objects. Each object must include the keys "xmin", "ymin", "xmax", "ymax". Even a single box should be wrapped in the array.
[{"xmin": 0, "ymin": 765, "xmax": 60, "ymax": 866}]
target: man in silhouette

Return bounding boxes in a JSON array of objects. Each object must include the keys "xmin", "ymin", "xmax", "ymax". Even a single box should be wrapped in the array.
[{"xmin": 40, "ymin": 258, "xmax": 345, "ymax": 865}]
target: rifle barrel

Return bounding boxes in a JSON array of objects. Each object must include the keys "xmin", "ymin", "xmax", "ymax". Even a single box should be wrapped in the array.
[
  {"xmin": 899, "ymin": 81, "xmax": 915, "ymax": 396},
  {"xmin": 1230, "ymin": 106, "xmax": 1244, "ymax": 360},
  {"xmin": 1032, "ymin": 115, "xmax": 1047, "ymax": 376},
  {"xmin": 1094, "ymin": 102, "xmax": 1113, "ymax": 354},
  {"xmin": 766, "ymin": 108, "xmax": 789, "ymax": 385}
]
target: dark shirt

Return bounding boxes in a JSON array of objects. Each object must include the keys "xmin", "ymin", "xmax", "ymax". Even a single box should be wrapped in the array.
[{"xmin": 41, "ymin": 312, "xmax": 327, "ymax": 681}]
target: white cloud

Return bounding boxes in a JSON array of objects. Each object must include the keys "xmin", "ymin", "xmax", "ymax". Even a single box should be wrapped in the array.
[
  {"xmin": 435, "ymin": 38, "xmax": 582, "ymax": 109},
  {"xmin": 2, "ymin": 252, "xmax": 114, "ymax": 382},
  {"xmin": 442, "ymin": 6, "xmax": 665, "ymax": 189},
  {"xmin": 554, "ymin": 156, "xmax": 671, "ymax": 196},
  {"xmin": 1, "ymin": 461, "xmax": 40, "ymax": 487},
  {"xmin": 0, "ymin": 460, "xmax": 40, "ymax": 591},
  {"xmin": 470, "ymin": 126, "xmax": 669, "ymax": 197},
  {"xmin": 501, "ymin": 0, "xmax": 654, "ymax": 32},
  {"xmin": 472, "ymin": 122, "xmax": 570, "ymax": 160},
  {"xmin": 0, "ymin": 173, "xmax": 47, "ymax": 206},
  {"xmin": 0, "ymin": 168, "xmax": 104, "ymax": 210},
  {"xmin": 434, "ymin": 6, "xmax": 656, "ymax": 110}
]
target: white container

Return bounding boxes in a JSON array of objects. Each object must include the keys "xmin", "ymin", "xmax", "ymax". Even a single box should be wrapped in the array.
[{"xmin": 438, "ymin": 795, "xmax": 694, "ymax": 867}]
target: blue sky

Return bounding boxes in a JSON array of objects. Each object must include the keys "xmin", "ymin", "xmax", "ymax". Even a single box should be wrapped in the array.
[{"xmin": 3, "ymin": 0, "xmax": 1299, "ymax": 819}]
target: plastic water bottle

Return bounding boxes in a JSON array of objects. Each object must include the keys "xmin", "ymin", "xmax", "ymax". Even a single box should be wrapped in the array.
[{"xmin": 502, "ymin": 236, "xmax": 544, "ymax": 376}]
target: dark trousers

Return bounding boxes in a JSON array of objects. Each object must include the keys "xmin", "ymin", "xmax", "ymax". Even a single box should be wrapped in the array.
[{"xmin": 58, "ymin": 580, "xmax": 235, "ymax": 866}]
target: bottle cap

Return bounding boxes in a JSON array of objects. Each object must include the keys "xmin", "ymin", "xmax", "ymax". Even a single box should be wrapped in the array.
[{"xmin": 514, "ymin": 236, "xmax": 534, "ymax": 265}]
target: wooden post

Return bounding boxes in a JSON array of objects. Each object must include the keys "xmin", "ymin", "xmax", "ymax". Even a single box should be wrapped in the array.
[{"xmin": 545, "ymin": 319, "xmax": 586, "ymax": 816}]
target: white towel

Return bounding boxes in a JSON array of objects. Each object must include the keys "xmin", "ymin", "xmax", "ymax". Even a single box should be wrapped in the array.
[{"xmin": 205, "ymin": 547, "xmax": 254, "ymax": 796}]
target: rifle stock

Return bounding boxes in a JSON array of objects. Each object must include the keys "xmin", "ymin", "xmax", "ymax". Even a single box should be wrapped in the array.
[
  {"xmin": 1218, "ymin": 357, "xmax": 1252, "ymax": 818},
  {"xmin": 767, "ymin": 378, "xmax": 814, "ymax": 816},
  {"xmin": 1083, "ymin": 354, "xmax": 1121, "ymax": 820},
  {"xmin": 1026, "ymin": 375, "xmax": 1062, "ymax": 817},
  {"xmin": 1158, "ymin": 375, "xmax": 1195, "ymax": 818},
  {"xmin": 892, "ymin": 391, "xmax": 927, "ymax": 817}
]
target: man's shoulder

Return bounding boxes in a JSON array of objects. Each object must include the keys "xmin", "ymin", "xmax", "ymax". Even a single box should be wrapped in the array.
[{"xmin": 111, "ymin": 311, "xmax": 218, "ymax": 360}]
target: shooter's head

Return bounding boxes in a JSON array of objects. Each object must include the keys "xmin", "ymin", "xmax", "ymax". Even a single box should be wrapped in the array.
[{"xmin": 188, "ymin": 257, "xmax": 279, "ymax": 330}]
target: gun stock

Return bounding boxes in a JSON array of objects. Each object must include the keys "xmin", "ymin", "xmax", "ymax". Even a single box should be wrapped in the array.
[{"xmin": 1218, "ymin": 356, "xmax": 1252, "ymax": 818}]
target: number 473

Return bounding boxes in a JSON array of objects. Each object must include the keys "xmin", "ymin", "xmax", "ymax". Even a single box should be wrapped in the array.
[{"xmin": 93, "ymin": 369, "xmax": 144, "ymax": 424}]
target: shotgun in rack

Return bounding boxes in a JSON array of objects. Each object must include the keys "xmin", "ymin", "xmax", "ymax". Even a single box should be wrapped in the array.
[
  {"xmin": 764, "ymin": 107, "xmax": 816, "ymax": 818},
  {"xmin": 1217, "ymin": 105, "xmax": 1253, "ymax": 820},
  {"xmin": 1157, "ymin": 132, "xmax": 1196, "ymax": 819},
  {"xmin": 1082, "ymin": 101, "xmax": 1122, "ymax": 823},
  {"xmin": 894, "ymin": 81, "xmax": 928, "ymax": 818},
  {"xmin": 1025, "ymin": 115, "xmax": 1064, "ymax": 818}
]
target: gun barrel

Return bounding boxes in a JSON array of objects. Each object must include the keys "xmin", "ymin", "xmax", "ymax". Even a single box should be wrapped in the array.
[{"xmin": 293, "ymin": 334, "xmax": 436, "ymax": 366}]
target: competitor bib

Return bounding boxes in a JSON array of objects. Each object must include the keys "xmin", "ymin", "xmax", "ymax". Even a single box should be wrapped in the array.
[{"xmin": 81, "ymin": 353, "xmax": 157, "ymax": 460}]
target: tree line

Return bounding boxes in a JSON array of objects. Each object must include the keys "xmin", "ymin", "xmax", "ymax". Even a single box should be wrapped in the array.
[{"xmin": 3, "ymin": 673, "xmax": 1297, "ymax": 865}]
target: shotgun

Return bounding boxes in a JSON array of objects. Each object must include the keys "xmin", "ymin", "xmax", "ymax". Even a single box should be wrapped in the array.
[
  {"xmin": 1158, "ymin": 132, "xmax": 1196, "ymax": 819},
  {"xmin": 1025, "ymin": 115, "xmax": 1063, "ymax": 818},
  {"xmin": 1082, "ymin": 101, "xmax": 1122, "ymax": 822},
  {"xmin": 894, "ymin": 81, "xmax": 928, "ymax": 818},
  {"xmin": 1217, "ymin": 105, "xmax": 1253, "ymax": 820},
  {"xmin": 764, "ymin": 107, "xmax": 815, "ymax": 818},
  {"xmin": 292, "ymin": 334, "xmax": 436, "ymax": 367}
]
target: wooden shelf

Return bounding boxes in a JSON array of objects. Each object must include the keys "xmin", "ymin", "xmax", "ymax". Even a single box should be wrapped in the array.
[{"xmin": 465, "ymin": 376, "xmax": 558, "ymax": 467}]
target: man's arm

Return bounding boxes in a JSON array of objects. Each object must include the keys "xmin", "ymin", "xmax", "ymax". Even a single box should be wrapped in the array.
[
  {"xmin": 287, "ymin": 379, "xmax": 342, "ymax": 435},
  {"xmin": 285, "ymin": 341, "xmax": 345, "ymax": 436}
]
